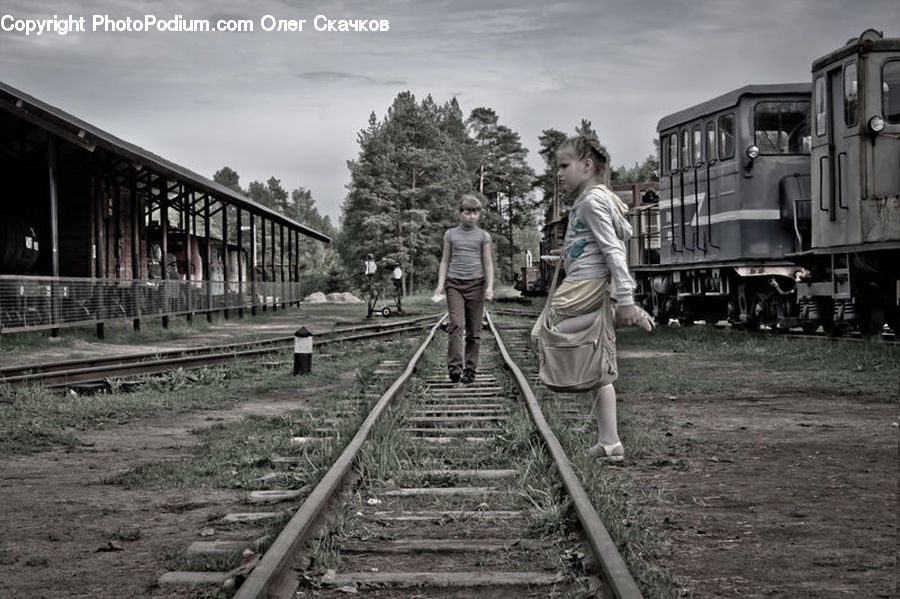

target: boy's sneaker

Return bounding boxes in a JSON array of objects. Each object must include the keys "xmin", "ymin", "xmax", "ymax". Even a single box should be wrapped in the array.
[
  {"xmin": 461, "ymin": 369, "xmax": 476, "ymax": 384},
  {"xmin": 448, "ymin": 367, "xmax": 462, "ymax": 383}
]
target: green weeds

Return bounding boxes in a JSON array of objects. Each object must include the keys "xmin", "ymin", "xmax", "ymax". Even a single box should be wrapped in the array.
[{"xmin": 616, "ymin": 325, "xmax": 899, "ymax": 399}]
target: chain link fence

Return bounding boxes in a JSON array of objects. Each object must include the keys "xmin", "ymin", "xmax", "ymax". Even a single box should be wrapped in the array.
[{"xmin": 0, "ymin": 275, "xmax": 303, "ymax": 333}]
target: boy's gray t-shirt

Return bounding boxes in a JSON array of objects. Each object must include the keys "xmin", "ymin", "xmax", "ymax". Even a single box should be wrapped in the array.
[{"xmin": 445, "ymin": 225, "xmax": 490, "ymax": 280}]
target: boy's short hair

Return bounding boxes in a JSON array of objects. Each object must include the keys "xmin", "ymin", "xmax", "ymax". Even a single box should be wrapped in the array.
[{"xmin": 459, "ymin": 194, "xmax": 482, "ymax": 212}]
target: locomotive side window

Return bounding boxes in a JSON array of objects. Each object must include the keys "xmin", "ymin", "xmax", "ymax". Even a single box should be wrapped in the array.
[
  {"xmin": 669, "ymin": 133, "xmax": 678, "ymax": 173},
  {"xmin": 718, "ymin": 113, "xmax": 734, "ymax": 160},
  {"xmin": 706, "ymin": 122, "xmax": 716, "ymax": 162},
  {"xmin": 844, "ymin": 62, "xmax": 858, "ymax": 127},
  {"xmin": 884, "ymin": 60, "xmax": 900, "ymax": 123},
  {"xmin": 660, "ymin": 136, "xmax": 669, "ymax": 176},
  {"xmin": 692, "ymin": 124, "xmax": 702, "ymax": 166},
  {"xmin": 815, "ymin": 76, "xmax": 827, "ymax": 136},
  {"xmin": 681, "ymin": 129, "xmax": 690, "ymax": 170},
  {"xmin": 754, "ymin": 101, "xmax": 811, "ymax": 154}
]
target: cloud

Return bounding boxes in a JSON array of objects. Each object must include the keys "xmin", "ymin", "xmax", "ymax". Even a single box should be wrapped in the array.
[
  {"xmin": 296, "ymin": 71, "xmax": 406, "ymax": 86},
  {"xmin": 2, "ymin": 0, "xmax": 899, "ymax": 226}
]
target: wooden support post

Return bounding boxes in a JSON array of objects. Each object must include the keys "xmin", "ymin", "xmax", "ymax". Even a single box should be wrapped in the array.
[
  {"xmin": 95, "ymin": 175, "xmax": 106, "ymax": 339},
  {"xmin": 47, "ymin": 135, "xmax": 60, "ymax": 337},
  {"xmin": 250, "ymin": 213, "xmax": 257, "ymax": 316},
  {"xmin": 184, "ymin": 186, "xmax": 192, "ymax": 324},
  {"xmin": 161, "ymin": 178, "xmax": 169, "ymax": 329},
  {"xmin": 295, "ymin": 229, "xmax": 302, "ymax": 305},
  {"xmin": 132, "ymin": 169, "xmax": 142, "ymax": 332},
  {"xmin": 205, "ymin": 195, "xmax": 212, "ymax": 323},
  {"xmin": 261, "ymin": 216, "xmax": 267, "ymax": 312},
  {"xmin": 271, "ymin": 219, "xmax": 277, "ymax": 312},
  {"xmin": 237, "ymin": 207, "xmax": 244, "ymax": 318},
  {"xmin": 222, "ymin": 202, "xmax": 229, "ymax": 320},
  {"xmin": 278, "ymin": 224, "xmax": 287, "ymax": 310}
]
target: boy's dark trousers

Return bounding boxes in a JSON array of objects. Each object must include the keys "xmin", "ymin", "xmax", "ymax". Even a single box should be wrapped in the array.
[{"xmin": 445, "ymin": 277, "xmax": 485, "ymax": 372}]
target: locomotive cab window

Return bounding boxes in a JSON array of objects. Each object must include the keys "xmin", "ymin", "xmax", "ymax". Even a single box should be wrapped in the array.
[
  {"xmin": 718, "ymin": 113, "xmax": 734, "ymax": 160},
  {"xmin": 681, "ymin": 130, "xmax": 690, "ymax": 170},
  {"xmin": 884, "ymin": 60, "xmax": 900, "ymax": 123},
  {"xmin": 815, "ymin": 76, "xmax": 827, "ymax": 136},
  {"xmin": 754, "ymin": 101, "xmax": 811, "ymax": 154},
  {"xmin": 844, "ymin": 62, "xmax": 858, "ymax": 127}
]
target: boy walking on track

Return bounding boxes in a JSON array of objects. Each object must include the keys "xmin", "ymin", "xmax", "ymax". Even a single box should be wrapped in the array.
[{"xmin": 434, "ymin": 194, "xmax": 494, "ymax": 384}]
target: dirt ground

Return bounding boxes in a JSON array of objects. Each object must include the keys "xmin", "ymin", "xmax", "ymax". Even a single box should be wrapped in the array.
[
  {"xmin": 0, "ymin": 385, "xmax": 349, "ymax": 599},
  {"xmin": 0, "ymin": 314, "xmax": 897, "ymax": 598},
  {"xmin": 625, "ymin": 389, "xmax": 897, "ymax": 598}
]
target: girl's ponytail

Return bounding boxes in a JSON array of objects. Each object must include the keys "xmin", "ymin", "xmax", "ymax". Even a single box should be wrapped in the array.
[{"xmin": 561, "ymin": 135, "xmax": 611, "ymax": 184}]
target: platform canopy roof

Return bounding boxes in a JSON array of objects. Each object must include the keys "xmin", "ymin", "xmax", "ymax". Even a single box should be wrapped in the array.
[{"xmin": 0, "ymin": 80, "xmax": 330, "ymax": 243}]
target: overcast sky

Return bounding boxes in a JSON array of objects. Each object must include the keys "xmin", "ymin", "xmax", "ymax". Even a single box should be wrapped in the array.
[{"xmin": 2, "ymin": 1, "xmax": 897, "ymax": 227}]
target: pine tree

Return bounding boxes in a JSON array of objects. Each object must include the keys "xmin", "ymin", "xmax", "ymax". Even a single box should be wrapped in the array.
[{"xmin": 341, "ymin": 92, "xmax": 472, "ymax": 294}]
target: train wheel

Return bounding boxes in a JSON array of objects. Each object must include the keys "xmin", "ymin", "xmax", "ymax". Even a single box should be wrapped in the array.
[
  {"xmin": 650, "ymin": 292, "xmax": 670, "ymax": 326},
  {"xmin": 800, "ymin": 322, "xmax": 819, "ymax": 334},
  {"xmin": 858, "ymin": 307, "xmax": 886, "ymax": 337},
  {"xmin": 823, "ymin": 320, "xmax": 842, "ymax": 337}
]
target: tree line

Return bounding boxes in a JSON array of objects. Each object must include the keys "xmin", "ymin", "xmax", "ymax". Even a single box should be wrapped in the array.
[{"xmin": 214, "ymin": 91, "xmax": 658, "ymax": 296}]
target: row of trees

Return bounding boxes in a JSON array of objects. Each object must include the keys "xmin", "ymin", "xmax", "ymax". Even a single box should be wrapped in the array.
[
  {"xmin": 214, "ymin": 91, "xmax": 658, "ymax": 296},
  {"xmin": 339, "ymin": 94, "xmax": 547, "ymax": 293}
]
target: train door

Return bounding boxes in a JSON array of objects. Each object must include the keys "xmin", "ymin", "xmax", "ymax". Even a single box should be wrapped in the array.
[
  {"xmin": 812, "ymin": 62, "xmax": 861, "ymax": 247},
  {"xmin": 687, "ymin": 124, "xmax": 704, "ymax": 256},
  {"xmin": 679, "ymin": 127, "xmax": 693, "ymax": 258},
  {"xmin": 700, "ymin": 120, "xmax": 719, "ymax": 255},
  {"xmin": 859, "ymin": 55, "xmax": 900, "ymax": 242},
  {"xmin": 660, "ymin": 131, "xmax": 681, "ymax": 262}
]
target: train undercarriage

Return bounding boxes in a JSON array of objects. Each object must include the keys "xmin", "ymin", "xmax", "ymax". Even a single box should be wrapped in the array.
[{"xmin": 633, "ymin": 258, "xmax": 899, "ymax": 335}]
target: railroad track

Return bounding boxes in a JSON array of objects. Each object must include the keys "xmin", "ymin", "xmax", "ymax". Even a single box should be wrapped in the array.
[
  {"xmin": 0, "ymin": 315, "xmax": 441, "ymax": 389},
  {"xmin": 152, "ymin": 312, "xmax": 641, "ymax": 598}
]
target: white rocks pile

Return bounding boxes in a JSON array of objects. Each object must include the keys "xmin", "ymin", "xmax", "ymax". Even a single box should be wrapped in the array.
[{"xmin": 303, "ymin": 291, "xmax": 363, "ymax": 304}]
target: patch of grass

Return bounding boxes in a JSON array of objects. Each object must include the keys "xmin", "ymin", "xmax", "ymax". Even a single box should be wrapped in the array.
[
  {"xmin": 110, "ymin": 526, "xmax": 142, "ymax": 542},
  {"xmin": 106, "ymin": 397, "xmax": 343, "ymax": 489},
  {"xmin": 162, "ymin": 547, "xmax": 242, "ymax": 573},
  {"xmin": 0, "ymin": 333, "xmax": 410, "ymax": 456},
  {"xmin": 24, "ymin": 555, "xmax": 49, "ymax": 567},
  {"xmin": 503, "ymin": 324, "xmax": 686, "ymax": 598},
  {"xmin": 0, "ymin": 317, "xmax": 215, "ymax": 364},
  {"xmin": 617, "ymin": 326, "xmax": 899, "ymax": 399},
  {"xmin": 104, "ymin": 338, "xmax": 417, "ymax": 489},
  {"xmin": 0, "ymin": 372, "xmax": 246, "ymax": 455}
]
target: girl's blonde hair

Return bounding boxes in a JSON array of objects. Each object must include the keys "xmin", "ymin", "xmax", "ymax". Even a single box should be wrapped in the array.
[
  {"xmin": 560, "ymin": 135, "xmax": 611, "ymax": 184},
  {"xmin": 458, "ymin": 193, "xmax": 483, "ymax": 212}
]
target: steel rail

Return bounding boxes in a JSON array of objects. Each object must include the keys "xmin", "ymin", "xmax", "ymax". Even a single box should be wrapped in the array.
[
  {"xmin": 486, "ymin": 310, "xmax": 644, "ymax": 599},
  {"xmin": 232, "ymin": 315, "xmax": 447, "ymax": 599},
  {"xmin": 0, "ymin": 314, "xmax": 440, "ymax": 379},
  {"xmin": 0, "ymin": 315, "xmax": 441, "ymax": 388}
]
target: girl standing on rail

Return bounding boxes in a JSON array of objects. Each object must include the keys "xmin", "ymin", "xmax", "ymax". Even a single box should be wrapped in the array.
[{"xmin": 534, "ymin": 135, "xmax": 653, "ymax": 460}]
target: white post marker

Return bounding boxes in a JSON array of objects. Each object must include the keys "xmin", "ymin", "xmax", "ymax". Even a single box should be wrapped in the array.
[{"xmin": 293, "ymin": 327, "xmax": 313, "ymax": 375}]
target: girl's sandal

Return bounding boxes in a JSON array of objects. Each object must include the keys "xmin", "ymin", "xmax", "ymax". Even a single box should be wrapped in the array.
[{"xmin": 588, "ymin": 441, "xmax": 625, "ymax": 461}]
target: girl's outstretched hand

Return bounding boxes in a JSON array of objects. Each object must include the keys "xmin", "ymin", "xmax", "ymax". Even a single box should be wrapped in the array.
[{"xmin": 616, "ymin": 304, "xmax": 655, "ymax": 331}]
